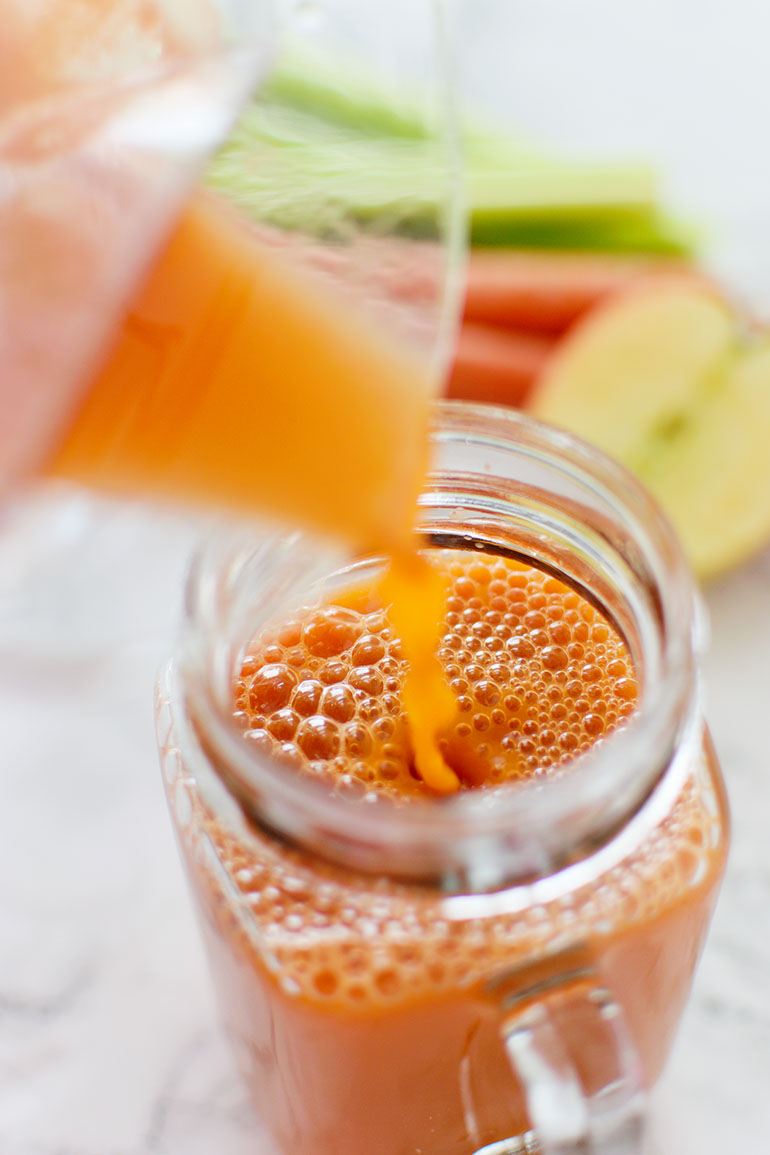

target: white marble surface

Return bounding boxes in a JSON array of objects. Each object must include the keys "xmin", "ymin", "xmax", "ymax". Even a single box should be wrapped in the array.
[{"xmin": 0, "ymin": 491, "xmax": 769, "ymax": 1155}]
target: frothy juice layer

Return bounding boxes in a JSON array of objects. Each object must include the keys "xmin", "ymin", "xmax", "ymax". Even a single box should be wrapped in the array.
[
  {"xmin": 234, "ymin": 552, "xmax": 638, "ymax": 797},
  {"xmin": 167, "ymin": 550, "xmax": 728, "ymax": 1155}
]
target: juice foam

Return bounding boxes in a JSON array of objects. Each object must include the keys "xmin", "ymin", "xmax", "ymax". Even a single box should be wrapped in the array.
[{"xmin": 233, "ymin": 550, "xmax": 638, "ymax": 797}]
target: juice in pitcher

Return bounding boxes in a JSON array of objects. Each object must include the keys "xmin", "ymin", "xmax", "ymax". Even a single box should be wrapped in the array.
[
  {"xmin": 156, "ymin": 404, "xmax": 728, "ymax": 1155},
  {"xmin": 46, "ymin": 192, "xmax": 439, "ymax": 553}
]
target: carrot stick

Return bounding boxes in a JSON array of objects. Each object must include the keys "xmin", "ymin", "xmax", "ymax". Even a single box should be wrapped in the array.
[
  {"xmin": 463, "ymin": 249, "xmax": 688, "ymax": 335},
  {"xmin": 447, "ymin": 322, "xmax": 554, "ymax": 408}
]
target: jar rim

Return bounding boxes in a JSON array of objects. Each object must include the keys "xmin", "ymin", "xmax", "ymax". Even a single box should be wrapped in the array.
[{"xmin": 178, "ymin": 401, "xmax": 703, "ymax": 893}]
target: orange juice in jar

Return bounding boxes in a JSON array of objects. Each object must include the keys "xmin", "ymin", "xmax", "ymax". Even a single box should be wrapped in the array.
[{"xmin": 156, "ymin": 404, "xmax": 728, "ymax": 1155}]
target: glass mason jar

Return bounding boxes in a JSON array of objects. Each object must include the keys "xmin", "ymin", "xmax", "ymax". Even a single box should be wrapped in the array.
[{"xmin": 155, "ymin": 402, "xmax": 728, "ymax": 1155}]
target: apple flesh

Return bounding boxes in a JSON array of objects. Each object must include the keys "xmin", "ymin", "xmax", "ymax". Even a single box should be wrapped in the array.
[{"xmin": 529, "ymin": 278, "xmax": 770, "ymax": 578}]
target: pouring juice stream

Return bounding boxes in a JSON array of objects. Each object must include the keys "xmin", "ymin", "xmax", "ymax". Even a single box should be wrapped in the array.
[
  {"xmin": 44, "ymin": 189, "xmax": 461, "ymax": 790},
  {"xmin": 0, "ymin": 1, "xmax": 480, "ymax": 790}
]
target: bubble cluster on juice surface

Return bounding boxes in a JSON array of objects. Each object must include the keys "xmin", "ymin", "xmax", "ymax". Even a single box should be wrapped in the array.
[{"xmin": 232, "ymin": 549, "xmax": 638, "ymax": 798}]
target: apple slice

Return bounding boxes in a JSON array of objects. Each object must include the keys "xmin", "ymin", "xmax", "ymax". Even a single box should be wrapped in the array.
[{"xmin": 529, "ymin": 278, "xmax": 770, "ymax": 578}]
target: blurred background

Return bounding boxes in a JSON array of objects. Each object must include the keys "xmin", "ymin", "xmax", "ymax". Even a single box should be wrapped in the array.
[{"xmin": 1, "ymin": 1, "xmax": 770, "ymax": 1152}]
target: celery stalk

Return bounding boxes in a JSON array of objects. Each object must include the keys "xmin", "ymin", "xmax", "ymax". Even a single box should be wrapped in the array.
[{"xmin": 208, "ymin": 55, "xmax": 694, "ymax": 256}]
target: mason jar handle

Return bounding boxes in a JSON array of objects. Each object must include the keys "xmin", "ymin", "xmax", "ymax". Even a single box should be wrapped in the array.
[{"xmin": 480, "ymin": 946, "xmax": 647, "ymax": 1154}]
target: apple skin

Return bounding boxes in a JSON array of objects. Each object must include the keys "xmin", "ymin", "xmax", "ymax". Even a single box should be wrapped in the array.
[{"xmin": 528, "ymin": 276, "xmax": 770, "ymax": 579}]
